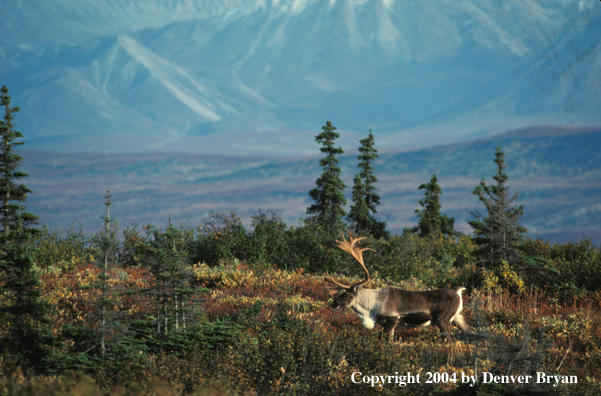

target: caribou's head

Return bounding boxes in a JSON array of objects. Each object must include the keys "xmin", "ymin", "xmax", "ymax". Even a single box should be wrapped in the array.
[
  {"xmin": 326, "ymin": 234, "xmax": 374, "ymax": 309},
  {"xmin": 329, "ymin": 286, "xmax": 361, "ymax": 309}
]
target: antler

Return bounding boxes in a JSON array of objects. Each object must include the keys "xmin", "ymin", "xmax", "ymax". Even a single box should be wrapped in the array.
[
  {"xmin": 324, "ymin": 274, "xmax": 353, "ymax": 289},
  {"xmin": 324, "ymin": 234, "xmax": 374, "ymax": 289}
]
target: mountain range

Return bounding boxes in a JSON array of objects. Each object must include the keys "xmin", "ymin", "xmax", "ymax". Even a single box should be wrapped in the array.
[{"xmin": 2, "ymin": 0, "xmax": 600, "ymax": 155}]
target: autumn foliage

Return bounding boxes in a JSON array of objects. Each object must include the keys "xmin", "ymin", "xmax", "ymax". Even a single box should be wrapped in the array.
[{"xmin": 1, "ymin": 216, "xmax": 601, "ymax": 395}]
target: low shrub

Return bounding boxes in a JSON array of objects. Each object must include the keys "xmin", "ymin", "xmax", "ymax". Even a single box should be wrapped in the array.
[{"xmin": 33, "ymin": 224, "xmax": 91, "ymax": 270}]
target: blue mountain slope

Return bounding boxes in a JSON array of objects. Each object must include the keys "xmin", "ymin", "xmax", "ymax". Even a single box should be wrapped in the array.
[{"xmin": 1, "ymin": 0, "xmax": 600, "ymax": 155}]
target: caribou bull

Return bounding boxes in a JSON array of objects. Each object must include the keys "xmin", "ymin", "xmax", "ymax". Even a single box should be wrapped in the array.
[{"xmin": 326, "ymin": 235, "xmax": 472, "ymax": 341}]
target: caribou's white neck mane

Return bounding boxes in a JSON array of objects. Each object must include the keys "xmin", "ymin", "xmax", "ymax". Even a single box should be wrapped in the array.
[{"xmin": 350, "ymin": 287, "xmax": 386, "ymax": 329}]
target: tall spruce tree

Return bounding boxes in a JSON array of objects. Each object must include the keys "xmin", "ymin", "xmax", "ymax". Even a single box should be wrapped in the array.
[
  {"xmin": 0, "ymin": 85, "xmax": 50, "ymax": 370},
  {"xmin": 306, "ymin": 121, "xmax": 347, "ymax": 233},
  {"xmin": 348, "ymin": 129, "xmax": 388, "ymax": 239},
  {"xmin": 91, "ymin": 190, "xmax": 119, "ymax": 355},
  {"xmin": 468, "ymin": 146, "xmax": 527, "ymax": 268},
  {"xmin": 408, "ymin": 174, "xmax": 457, "ymax": 237}
]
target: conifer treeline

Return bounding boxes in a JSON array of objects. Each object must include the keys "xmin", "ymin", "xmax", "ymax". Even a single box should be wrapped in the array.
[{"xmin": 306, "ymin": 120, "xmax": 527, "ymax": 271}]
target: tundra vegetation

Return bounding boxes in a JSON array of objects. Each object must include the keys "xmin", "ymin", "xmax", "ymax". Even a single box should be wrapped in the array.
[{"xmin": 1, "ymin": 108, "xmax": 600, "ymax": 395}]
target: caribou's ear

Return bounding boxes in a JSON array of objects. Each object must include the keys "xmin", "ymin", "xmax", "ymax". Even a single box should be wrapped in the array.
[{"xmin": 350, "ymin": 285, "xmax": 360, "ymax": 294}]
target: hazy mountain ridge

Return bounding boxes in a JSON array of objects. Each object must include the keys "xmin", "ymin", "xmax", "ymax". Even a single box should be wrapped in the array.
[
  {"xmin": 20, "ymin": 126, "xmax": 601, "ymax": 244},
  {"xmin": 2, "ymin": 0, "xmax": 600, "ymax": 155},
  {"xmin": 0, "ymin": 0, "xmax": 247, "ymax": 49}
]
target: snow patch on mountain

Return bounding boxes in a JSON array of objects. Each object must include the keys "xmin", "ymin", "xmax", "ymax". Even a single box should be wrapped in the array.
[
  {"xmin": 460, "ymin": 2, "xmax": 528, "ymax": 57},
  {"xmin": 118, "ymin": 35, "xmax": 222, "ymax": 122}
]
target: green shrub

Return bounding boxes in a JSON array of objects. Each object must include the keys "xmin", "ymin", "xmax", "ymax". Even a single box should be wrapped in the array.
[
  {"xmin": 189, "ymin": 210, "xmax": 348, "ymax": 274},
  {"xmin": 189, "ymin": 210, "xmax": 251, "ymax": 266},
  {"xmin": 121, "ymin": 223, "xmax": 149, "ymax": 267},
  {"xmin": 367, "ymin": 234, "xmax": 474, "ymax": 288},
  {"xmin": 282, "ymin": 221, "xmax": 347, "ymax": 274},
  {"xmin": 520, "ymin": 237, "xmax": 601, "ymax": 296},
  {"xmin": 247, "ymin": 209, "xmax": 289, "ymax": 270},
  {"xmin": 33, "ymin": 224, "xmax": 91, "ymax": 270}
]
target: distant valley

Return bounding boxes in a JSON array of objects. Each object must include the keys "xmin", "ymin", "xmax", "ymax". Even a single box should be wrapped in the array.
[{"xmin": 21, "ymin": 125, "xmax": 601, "ymax": 244}]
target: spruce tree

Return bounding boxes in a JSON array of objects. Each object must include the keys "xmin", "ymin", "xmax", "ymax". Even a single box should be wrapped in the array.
[
  {"xmin": 468, "ymin": 146, "xmax": 527, "ymax": 268},
  {"xmin": 408, "ymin": 174, "xmax": 457, "ymax": 237},
  {"xmin": 0, "ymin": 86, "xmax": 39, "ymax": 241},
  {"xmin": 348, "ymin": 129, "xmax": 388, "ymax": 239},
  {"xmin": 90, "ymin": 190, "xmax": 119, "ymax": 355},
  {"xmin": 0, "ymin": 85, "xmax": 50, "ymax": 370},
  {"xmin": 306, "ymin": 121, "xmax": 347, "ymax": 233},
  {"xmin": 137, "ymin": 222, "xmax": 192, "ymax": 335}
]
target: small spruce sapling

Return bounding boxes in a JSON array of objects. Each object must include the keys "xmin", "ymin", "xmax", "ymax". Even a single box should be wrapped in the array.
[{"xmin": 408, "ymin": 174, "xmax": 457, "ymax": 237}]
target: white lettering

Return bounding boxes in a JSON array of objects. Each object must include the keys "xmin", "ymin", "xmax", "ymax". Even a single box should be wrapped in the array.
[
  {"xmin": 569, "ymin": 375, "xmax": 578, "ymax": 384},
  {"xmin": 461, "ymin": 372, "xmax": 477, "ymax": 387},
  {"xmin": 397, "ymin": 375, "xmax": 407, "ymax": 387},
  {"xmin": 351, "ymin": 371, "xmax": 552, "ymax": 388},
  {"xmin": 482, "ymin": 372, "xmax": 494, "ymax": 383},
  {"xmin": 370, "ymin": 375, "xmax": 380, "ymax": 387},
  {"xmin": 537, "ymin": 372, "xmax": 546, "ymax": 384}
]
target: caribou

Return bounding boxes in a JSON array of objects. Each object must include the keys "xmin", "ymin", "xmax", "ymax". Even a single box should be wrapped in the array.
[{"xmin": 326, "ymin": 235, "xmax": 472, "ymax": 341}]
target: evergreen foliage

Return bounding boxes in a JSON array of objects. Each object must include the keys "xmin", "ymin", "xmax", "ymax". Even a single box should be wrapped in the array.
[
  {"xmin": 306, "ymin": 121, "xmax": 347, "ymax": 234},
  {"xmin": 137, "ymin": 222, "xmax": 194, "ymax": 334},
  {"xmin": 468, "ymin": 147, "xmax": 527, "ymax": 268},
  {"xmin": 0, "ymin": 86, "xmax": 39, "ymax": 241},
  {"xmin": 189, "ymin": 210, "xmax": 347, "ymax": 274},
  {"xmin": 407, "ymin": 174, "xmax": 457, "ymax": 237},
  {"xmin": 190, "ymin": 210, "xmax": 250, "ymax": 266},
  {"xmin": 348, "ymin": 129, "xmax": 388, "ymax": 239},
  {"xmin": 249, "ymin": 209, "xmax": 290, "ymax": 270},
  {"xmin": 0, "ymin": 85, "xmax": 50, "ymax": 370},
  {"xmin": 89, "ymin": 190, "xmax": 119, "ymax": 355}
]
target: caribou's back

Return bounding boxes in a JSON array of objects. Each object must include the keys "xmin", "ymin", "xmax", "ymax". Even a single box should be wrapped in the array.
[{"xmin": 382, "ymin": 287, "xmax": 462, "ymax": 317}]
